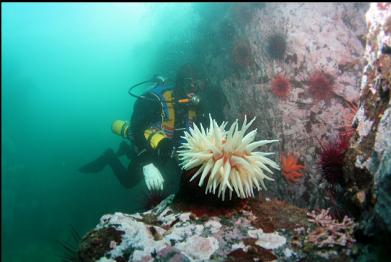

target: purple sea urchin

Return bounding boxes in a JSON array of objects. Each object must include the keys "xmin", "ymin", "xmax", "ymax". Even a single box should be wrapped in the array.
[
  {"xmin": 229, "ymin": 3, "xmax": 257, "ymax": 26},
  {"xmin": 266, "ymin": 33, "xmax": 287, "ymax": 60},
  {"xmin": 232, "ymin": 40, "xmax": 253, "ymax": 68},
  {"xmin": 142, "ymin": 190, "xmax": 169, "ymax": 211}
]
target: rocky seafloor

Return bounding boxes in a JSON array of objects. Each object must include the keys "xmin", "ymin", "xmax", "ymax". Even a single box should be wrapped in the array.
[{"xmin": 77, "ymin": 194, "xmax": 359, "ymax": 261}]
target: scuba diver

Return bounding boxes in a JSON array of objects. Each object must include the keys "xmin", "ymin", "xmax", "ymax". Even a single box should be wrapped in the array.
[{"xmin": 79, "ymin": 63, "xmax": 225, "ymax": 193}]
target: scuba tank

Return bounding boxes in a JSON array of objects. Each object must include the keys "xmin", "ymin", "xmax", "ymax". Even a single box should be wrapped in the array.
[
  {"xmin": 111, "ymin": 120, "xmax": 129, "ymax": 138},
  {"xmin": 112, "ymin": 75, "xmax": 168, "ymax": 139},
  {"xmin": 112, "ymin": 74, "xmax": 201, "ymax": 139}
]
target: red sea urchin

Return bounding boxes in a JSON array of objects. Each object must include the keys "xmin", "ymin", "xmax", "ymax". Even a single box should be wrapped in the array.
[
  {"xmin": 270, "ymin": 74, "xmax": 291, "ymax": 99},
  {"xmin": 318, "ymin": 134, "xmax": 350, "ymax": 186},
  {"xmin": 307, "ymin": 71, "xmax": 335, "ymax": 101}
]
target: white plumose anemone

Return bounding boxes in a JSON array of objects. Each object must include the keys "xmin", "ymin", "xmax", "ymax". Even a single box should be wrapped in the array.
[{"xmin": 178, "ymin": 115, "xmax": 280, "ymax": 201}]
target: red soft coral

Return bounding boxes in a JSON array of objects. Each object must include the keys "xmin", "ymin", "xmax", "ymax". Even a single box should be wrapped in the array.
[{"xmin": 281, "ymin": 153, "xmax": 305, "ymax": 183}]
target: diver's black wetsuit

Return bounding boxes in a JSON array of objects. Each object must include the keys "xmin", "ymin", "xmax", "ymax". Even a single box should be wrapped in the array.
[
  {"xmin": 80, "ymin": 79, "xmax": 226, "ymax": 193},
  {"xmin": 108, "ymin": 91, "xmax": 171, "ymax": 190},
  {"xmin": 109, "ymin": 83, "xmax": 226, "ymax": 191}
]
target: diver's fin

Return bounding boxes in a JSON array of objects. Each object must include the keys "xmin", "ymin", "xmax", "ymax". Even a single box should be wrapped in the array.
[{"xmin": 79, "ymin": 149, "xmax": 115, "ymax": 173}]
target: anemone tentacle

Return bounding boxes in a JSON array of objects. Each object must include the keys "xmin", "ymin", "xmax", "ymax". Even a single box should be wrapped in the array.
[{"xmin": 178, "ymin": 114, "xmax": 279, "ymax": 200}]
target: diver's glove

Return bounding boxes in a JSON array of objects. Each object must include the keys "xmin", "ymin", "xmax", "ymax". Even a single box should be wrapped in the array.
[{"xmin": 143, "ymin": 163, "xmax": 164, "ymax": 191}]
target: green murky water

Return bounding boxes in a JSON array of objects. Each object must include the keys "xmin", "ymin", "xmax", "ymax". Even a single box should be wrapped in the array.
[{"xmin": 2, "ymin": 3, "xmax": 214, "ymax": 261}]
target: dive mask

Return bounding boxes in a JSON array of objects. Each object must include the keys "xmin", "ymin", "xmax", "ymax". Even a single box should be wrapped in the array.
[{"xmin": 183, "ymin": 77, "xmax": 202, "ymax": 93}]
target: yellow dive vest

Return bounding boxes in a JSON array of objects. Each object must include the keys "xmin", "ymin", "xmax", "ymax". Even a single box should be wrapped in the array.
[{"xmin": 144, "ymin": 86, "xmax": 196, "ymax": 150}]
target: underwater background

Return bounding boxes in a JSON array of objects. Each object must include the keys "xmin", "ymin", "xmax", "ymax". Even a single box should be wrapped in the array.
[
  {"xmin": 2, "ymin": 3, "xmax": 209, "ymax": 261},
  {"xmin": 3, "ymin": 2, "xmax": 391, "ymax": 262}
]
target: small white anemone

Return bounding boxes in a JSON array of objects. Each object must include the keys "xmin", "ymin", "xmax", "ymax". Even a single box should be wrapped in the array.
[{"xmin": 177, "ymin": 114, "xmax": 280, "ymax": 201}]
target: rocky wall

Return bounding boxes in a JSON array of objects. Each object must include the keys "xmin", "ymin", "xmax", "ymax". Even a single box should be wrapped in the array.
[
  {"xmin": 343, "ymin": 2, "xmax": 391, "ymax": 235},
  {"xmin": 197, "ymin": 3, "xmax": 368, "ymax": 209}
]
